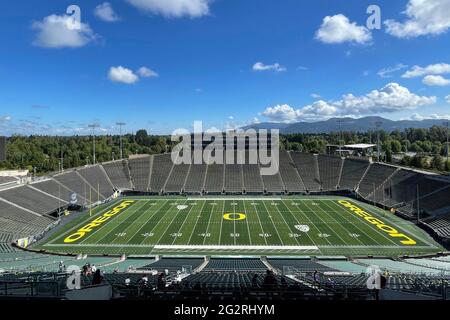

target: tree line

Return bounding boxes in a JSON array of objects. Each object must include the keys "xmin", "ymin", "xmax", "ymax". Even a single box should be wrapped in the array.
[{"xmin": 0, "ymin": 127, "xmax": 449, "ymax": 175}]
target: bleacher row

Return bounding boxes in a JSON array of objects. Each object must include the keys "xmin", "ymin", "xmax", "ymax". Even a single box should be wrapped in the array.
[
  {"xmin": 3, "ymin": 255, "xmax": 450, "ymax": 275},
  {"xmin": 2, "ymin": 256, "xmax": 450, "ymax": 297}
]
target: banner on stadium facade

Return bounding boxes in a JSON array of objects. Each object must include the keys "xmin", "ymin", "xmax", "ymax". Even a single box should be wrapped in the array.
[
  {"xmin": 16, "ymin": 237, "xmax": 32, "ymax": 248},
  {"xmin": 70, "ymin": 192, "xmax": 78, "ymax": 205}
]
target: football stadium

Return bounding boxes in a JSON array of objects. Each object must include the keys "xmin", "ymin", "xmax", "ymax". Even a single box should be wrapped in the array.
[
  {"xmin": 1, "ymin": 147, "xmax": 450, "ymax": 301},
  {"xmin": 2, "ymin": 0, "xmax": 450, "ymax": 309}
]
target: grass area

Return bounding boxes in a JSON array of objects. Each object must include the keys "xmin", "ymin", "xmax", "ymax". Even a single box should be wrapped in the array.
[{"xmin": 34, "ymin": 196, "xmax": 443, "ymax": 257}]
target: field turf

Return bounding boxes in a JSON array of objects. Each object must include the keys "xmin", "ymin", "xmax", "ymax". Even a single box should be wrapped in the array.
[{"xmin": 35, "ymin": 197, "xmax": 443, "ymax": 257}]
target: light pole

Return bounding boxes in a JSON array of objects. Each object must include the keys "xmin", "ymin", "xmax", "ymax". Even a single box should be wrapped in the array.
[
  {"xmin": 116, "ymin": 122, "xmax": 126, "ymax": 160},
  {"xmin": 444, "ymin": 121, "xmax": 449, "ymax": 163},
  {"xmin": 375, "ymin": 121, "xmax": 383, "ymax": 162},
  {"xmin": 88, "ymin": 123, "xmax": 100, "ymax": 164}
]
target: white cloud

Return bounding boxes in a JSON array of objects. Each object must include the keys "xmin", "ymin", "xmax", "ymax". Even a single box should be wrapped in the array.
[
  {"xmin": 311, "ymin": 93, "xmax": 321, "ymax": 99},
  {"xmin": 422, "ymin": 75, "xmax": 450, "ymax": 86},
  {"xmin": 261, "ymin": 104, "xmax": 303, "ymax": 123},
  {"xmin": 377, "ymin": 64, "xmax": 408, "ymax": 78},
  {"xmin": 407, "ymin": 113, "xmax": 450, "ymax": 121},
  {"xmin": 0, "ymin": 115, "xmax": 11, "ymax": 122},
  {"xmin": 315, "ymin": 14, "xmax": 372, "ymax": 44},
  {"xmin": 402, "ymin": 63, "xmax": 450, "ymax": 78},
  {"xmin": 446, "ymin": 95, "xmax": 450, "ymax": 104},
  {"xmin": 31, "ymin": 14, "xmax": 96, "ymax": 48},
  {"xmin": 137, "ymin": 66, "xmax": 159, "ymax": 78},
  {"xmin": 94, "ymin": 2, "xmax": 120, "ymax": 22},
  {"xmin": 261, "ymin": 83, "xmax": 436, "ymax": 122},
  {"xmin": 252, "ymin": 117, "xmax": 260, "ymax": 124},
  {"xmin": 126, "ymin": 0, "xmax": 211, "ymax": 18},
  {"xmin": 108, "ymin": 66, "xmax": 139, "ymax": 84},
  {"xmin": 385, "ymin": 0, "xmax": 450, "ymax": 38},
  {"xmin": 252, "ymin": 62, "xmax": 286, "ymax": 73}
]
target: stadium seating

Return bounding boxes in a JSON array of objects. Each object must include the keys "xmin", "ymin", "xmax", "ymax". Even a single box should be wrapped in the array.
[
  {"xmin": 242, "ymin": 164, "xmax": 264, "ymax": 193},
  {"xmin": 415, "ymin": 184, "xmax": 450, "ymax": 214},
  {"xmin": 268, "ymin": 259, "xmax": 335, "ymax": 272},
  {"xmin": 379, "ymin": 169, "xmax": 422, "ymax": 208},
  {"xmin": 149, "ymin": 154, "xmax": 173, "ymax": 193},
  {"xmin": 224, "ymin": 164, "xmax": 243, "ymax": 193},
  {"xmin": 204, "ymin": 164, "xmax": 224, "ymax": 193},
  {"xmin": 317, "ymin": 155, "xmax": 343, "ymax": 190},
  {"xmin": 77, "ymin": 165, "xmax": 114, "ymax": 199},
  {"xmin": 184, "ymin": 164, "xmax": 207, "ymax": 193},
  {"xmin": 0, "ymin": 176, "xmax": 19, "ymax": 185},
  {"xmin": 316, "ymin": 260, "xmax": 368, "ymax": 273},
  {"xmin": 139, "ymin": 258, "xmax": 204, "ymax": 273},
  {"xmin": 29, "ymin": 179, "xmax": 74, "ymax": 205},
  {"xmin": 54, "ymin": 171, "xmax": 99, "ymax": 204},
  {"xmin": 0, "ymin": 186, "xmax": 64, "ymax": 215},
  {"xmin": 426, "ymin": 217, "xmax": 450, "ymax": 239},
  {"xmin": 278, "ymin": 151, "xmax": 305, "ymax": 193},
  {"xmin": 405, "ymin": 258, "xmax": 450, "ymax": 273},
  {"xmin": 356, "ymin": 259, "xmax": 442, "ymax": 275},
  {"xmin": 165, "ymin": 163, "xmax": 190, "ymax": 193},
  {"xmin": 128, "ymin": 156, "xmax": 151, "ymax": 192},
  {"xmin": 290, "ymin": 152, "xmax": 321, "ymax": 192},
  {"xmin": 358, "ymin": 164, "xmax": 398, "ymax": 199},
  {"xmin": 339, "ymin": 158, "xmax": 370, "ymax": 191},
  {"xmin": 182, "ymin": 272, "xmax": 299, "ymax": 290},
  {"xmin": 102, "ymin": 160, "xmax": 132, "ymax": 190},
  {"xmin": 204, "ymin": 259, "xmax": 267, "ymax": 271}
]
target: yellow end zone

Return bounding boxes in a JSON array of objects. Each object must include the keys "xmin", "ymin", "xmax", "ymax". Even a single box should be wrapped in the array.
[
  {"xmin": 338, "ymin": 200, "xmax": 416, "ymax": 246},
  {"xmin": 63, "ymin": 200, "xmax": 135, "ymax": 243}
]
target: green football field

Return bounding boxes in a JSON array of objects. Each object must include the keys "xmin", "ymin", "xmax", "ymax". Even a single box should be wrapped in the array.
[{"xmin": 35, "ymin": 197, "xmax": 443, "ymax": 257}]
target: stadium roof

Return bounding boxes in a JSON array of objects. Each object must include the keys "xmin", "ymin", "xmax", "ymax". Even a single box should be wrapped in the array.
[{"xmin": 343, "ymin": 144, "xmax": 376, "ymax": 150}]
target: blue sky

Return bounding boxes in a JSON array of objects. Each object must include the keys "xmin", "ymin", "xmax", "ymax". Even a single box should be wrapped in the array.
[{"xmin": 1, "ymin": 0, "xmax": 450, "ymax": 135}]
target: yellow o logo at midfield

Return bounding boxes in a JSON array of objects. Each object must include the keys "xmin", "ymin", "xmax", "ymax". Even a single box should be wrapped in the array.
[{"xmin": 223, "ymin": 213, "xmax": 246, "ymax": 221}]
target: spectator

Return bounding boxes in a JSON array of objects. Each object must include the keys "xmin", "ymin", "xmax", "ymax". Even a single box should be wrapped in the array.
[
  {"xmin": 263, "ymin": 270, "xmax": 278, "ymax": 290},
  {"xmin": 313, "ymin": 270, "xmax": 320, "ymax": 286},
  {"xmin": 92, "ymin": 269, "xmax": 103, "ymax": 285},
  {"xmin": 251, "ymin": 274, "xmax": 259, "ymax": 288},
  {"xmin": 157, "ymin": 272, "xmax": 166, "ymax": 289}
]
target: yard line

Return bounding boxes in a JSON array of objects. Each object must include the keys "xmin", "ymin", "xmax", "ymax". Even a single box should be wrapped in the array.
[
  {"xmin": 251, "ymin": 200, "xmax": 268, "ymax": 246},
  {"xmin": 139, "ymin": 199, "xmax": 189, "ymax": 246},
  {"xmin": 170, "ymin": 200, "xmax": 199, "ymax": 245},
  {"xmin": 317, "ymin": 199, "xmax": 374, "ymax": 246},
  {"xmin": 269, "ymin": 200, "xmax": 300, "ymax": 246},
  {"xmin": 111, "ymin": 200, "xmax": 167, "ymax": 244},
  {"xmin": 233, "ymin": 200, "xmax": 236, "ymax": 245},
  {"xmin": 186, "ymin": 200, "xmax": 208, "ymax": 245},
  {"xmin": 48, "ymin": 199, "xmax": 124, "ymax": 245},
  {"xmin": 322, "ymin": 199, "xmax": 397, "ymax": 247},
  {"xmin": 242, "ymin": 200, "xmax": 253, "ymax": 246},
  {"xmin": 202, "ymin": 201, "xmax": 215, "ymax": 245},
  {"xmin": 261, "ymin": 200, "xmax": 285, "ymax": 245},
  {"xmin": 89, "ymin": 200, "xmax": 153, "ymax": 245},
  {"xmin": 154, "ymin": 199, "xmax": 191, "ymax": 245},
  {"xmin": 279, "ymin": 200, "xmax": 323, "ymax": 248},
  {"xmin": 218, "ymin": 200, "xmax": 225, "ymax": 245},
  {"xmin": 356, "ymin": 200, "xmax": 437, "ymax": 248},
  {"xmin": 120, "ymin": 200, "xmax": 169, "ymax": 244},
  {"xmin": 286, "ymin": 200, "xmax": 335, "ymax": 246},
  {"xmin": 79, "ymin": 200, "xmax": 148, "ymax": 245},
  {"xmin": 301, "ymin": 199, "xmax": 352, "ymax": 246}
]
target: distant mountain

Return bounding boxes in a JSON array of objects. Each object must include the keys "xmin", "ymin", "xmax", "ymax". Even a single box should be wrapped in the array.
[{"xmin": 242, "ymin": 116, "xmax": 448, "ymax": 134}]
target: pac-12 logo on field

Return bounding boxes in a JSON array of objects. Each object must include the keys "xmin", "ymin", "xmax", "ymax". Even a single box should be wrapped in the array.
[{"xmin": 295, "ymin": 225, "xmax": 310, "ymax": 233}]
